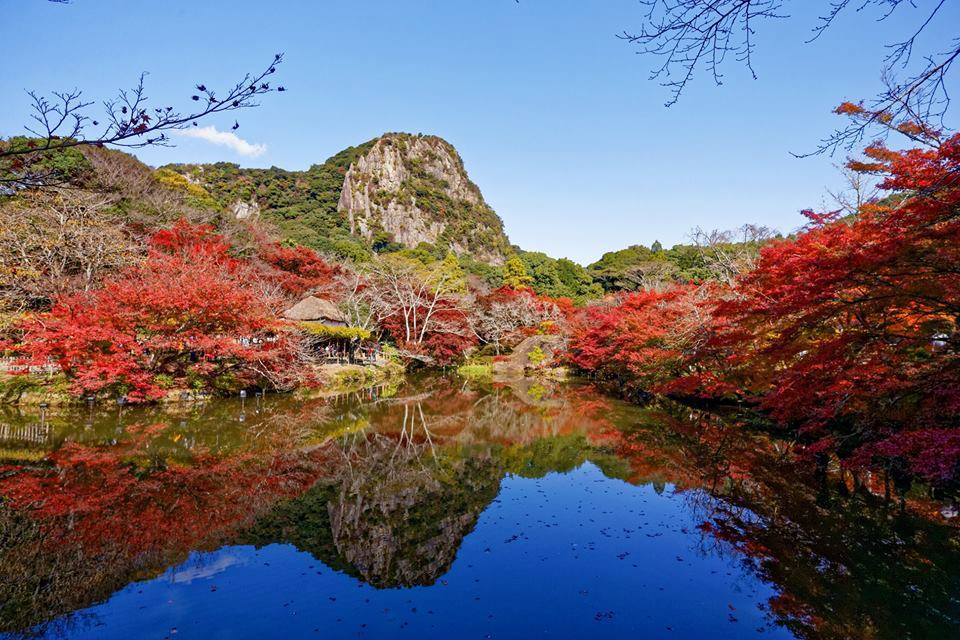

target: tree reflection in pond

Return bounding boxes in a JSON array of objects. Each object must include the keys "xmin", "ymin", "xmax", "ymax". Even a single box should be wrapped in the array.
[{"xmin": 0, "ymin": 374, "xmax": 958, "ymax": 639}]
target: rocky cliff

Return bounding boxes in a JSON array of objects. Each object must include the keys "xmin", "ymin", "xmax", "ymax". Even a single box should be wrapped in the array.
[{"xmin": 338, "ymin": 134, "xmax": 509, "ymax": 264}]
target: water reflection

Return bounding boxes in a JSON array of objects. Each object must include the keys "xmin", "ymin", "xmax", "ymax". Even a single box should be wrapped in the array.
[{"xmin": 1, "ymin": 375, "xmax": 958, "ymax": 639}]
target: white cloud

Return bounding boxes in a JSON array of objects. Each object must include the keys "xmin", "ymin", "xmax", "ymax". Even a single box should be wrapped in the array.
[{"xmin": 173, "ymin": 125, "xmax": 266, "ymax": 158}]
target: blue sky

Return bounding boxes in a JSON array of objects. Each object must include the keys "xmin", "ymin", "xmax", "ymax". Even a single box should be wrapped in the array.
[{"xmin": 3, "ymin": 0, "xmax": 958, "ymax": 264}]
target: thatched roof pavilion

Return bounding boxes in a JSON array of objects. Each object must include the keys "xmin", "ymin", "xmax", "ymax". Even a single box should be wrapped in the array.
[
  {"xmin": 282, "ymin": 296, "xmax": 346, "ymax": 325},
  {"xmin": 283, "ymin": 296, "xmax": 374, "ymax": 363}
]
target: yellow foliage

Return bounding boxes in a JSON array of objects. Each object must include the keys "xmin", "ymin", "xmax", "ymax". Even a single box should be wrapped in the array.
[
  {"xmin": 297, "ymin": 322, "xmax": 371, "ymax": 341},
  {"xmin": 153, "ymin": 168, "xmax": 219, "ymax": 208}
]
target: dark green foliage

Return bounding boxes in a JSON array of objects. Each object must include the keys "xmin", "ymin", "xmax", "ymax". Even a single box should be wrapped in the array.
[
  {"xmin": 0, "ymin": 137, "xmax": 94, "ymax": 189},
  {"xmin": 458, "ymin": 254, "xmax": 504, "ymax": 287},
  {"xmin": 500, "ymin": 434, "xmax": 632, "ymax": 481},
  {"xmin": 587, "ymin": 241, "xmax": 746, "ymax": 291},
  {"xmin": 662, "ymin": 244, "xmax": 712, "ymax": 281},
  {"xmin": 555, "ymin": 257, "xmax": 601, "ymax": 298},
  {"xmin": 371, "ymin": 230, "xmax": 403, "ymax": 254},
  {"xmin": 162, "ymin": 140, "xmax": 377, "ymax": 260},
  {"xmin": 588, "ymin": 244, "xmax": 661, "ymax": 291},
  {"xmin": 396, "ymin": 245, "xmax": 443, "ymax": 265},
  {"xmin": 516, "ymin": 250, "xmax": 603, "ymax": 302}
]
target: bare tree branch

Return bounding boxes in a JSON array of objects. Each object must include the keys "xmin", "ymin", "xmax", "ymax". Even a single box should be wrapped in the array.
[
  {"xmin": 1, "ymin": 54, "xmax": 285, "ymax": 189},
  {"xmin": 620, "ymin": 1, "xmax": 787, "ymax": 107},
  {"xmin": 622, "ymin": 1, "xmax": 958, "ymax": 151}
]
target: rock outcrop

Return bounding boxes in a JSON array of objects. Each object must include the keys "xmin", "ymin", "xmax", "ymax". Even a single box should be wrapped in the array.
[
  {"xmin": 492, "ymin": 334, "xmax": 567, "ymax": 379},
  {"xmin": 337, "ymin": 134, "xmax": 510, "ymax": 264},
  {"xmin": 230, "ymin": 198, "xmax": 260, "ymax": 220}
]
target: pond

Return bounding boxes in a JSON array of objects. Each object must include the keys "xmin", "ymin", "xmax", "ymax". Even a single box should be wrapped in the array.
[{"xmin": 1, "ymin": 374, "xmax": 958, "ymax": 639}]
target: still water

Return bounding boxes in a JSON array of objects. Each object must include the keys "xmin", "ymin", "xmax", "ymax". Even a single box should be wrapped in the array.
[{"xmin": 1, "ymin": 375, "xmax": 958, "ymax": 639}]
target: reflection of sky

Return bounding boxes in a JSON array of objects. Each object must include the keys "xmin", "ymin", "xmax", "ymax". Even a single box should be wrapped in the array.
[
  {"xmin": 169, "ymin": 554, "xmax": 246, "ymax": 585},
  {"xmin": 34, "ymin": 463, "xmax": 794, "ymax": 640}
]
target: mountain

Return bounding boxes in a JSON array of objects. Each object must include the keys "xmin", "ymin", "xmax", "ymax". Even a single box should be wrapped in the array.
[
  {"xmin": 164, "ymin": 133, "xmax": 511, "ymax": 264},
  {"xmin": 0, "ymin": 135, "xmax": 777, "ymax": 315}
]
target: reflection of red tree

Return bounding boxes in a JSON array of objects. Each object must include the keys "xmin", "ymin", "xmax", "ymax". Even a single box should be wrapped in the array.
[
  {"xmin": 0, "ymin": 429, "xmax": 336, "ymax": 559},
  {"xmin": 603, "ymin": 405, "xmax": 960, "ymax": 640},
  {"xmin": 599, "ymin": 404, "xmax": 771, "ymax": 490},
  {"xmin": 0, "ymin": 408, "xmax": 347, "ymax": 634}
]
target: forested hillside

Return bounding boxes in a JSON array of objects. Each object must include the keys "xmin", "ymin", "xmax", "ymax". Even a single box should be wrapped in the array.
[
  {"xmin": 162, "ymin": 140, "xmax": 376, "ymax": 260},
  {"xmin": 164, "ymin": 133, "xmax": 514, "ymax": 265}
]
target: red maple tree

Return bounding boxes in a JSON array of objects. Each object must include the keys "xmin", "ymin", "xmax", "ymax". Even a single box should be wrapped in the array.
[
  {"xmin": 17, "ymin": 221, "xmax": 302, "ymax": 401},
  {"xmin": 568, "ymin": 286, "xmax": 705, "ymax": 397},
  {"xmin": 568, "ymin": 123, "xmax": 960, "ymax": 485},
  {"xmin": 709, "ymin": 132, "xmax": 960, "ymax": 482}
]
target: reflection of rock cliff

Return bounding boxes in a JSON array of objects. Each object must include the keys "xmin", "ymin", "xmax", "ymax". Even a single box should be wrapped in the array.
[
  {"xmin": 328, "ymin": 436, "xmax": 501, "ymax": 587},
  {"xmin": 240, "ymin": 387, "xmax": 626, "ymax": 588},
  {"xmin": 243, "ymin": 434, "xmax": 502, "ymax": 588}
]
